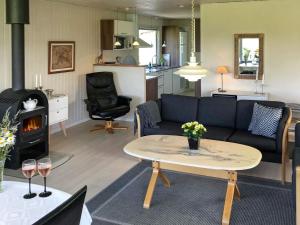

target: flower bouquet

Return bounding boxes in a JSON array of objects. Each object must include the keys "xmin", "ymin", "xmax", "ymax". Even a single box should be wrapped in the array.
[
  {"xmin": 182, "ymin": 121, "xmax": 207, "ymax": 150},
  {"xmin": 0, "ymin": 109, "xmax": 18, "ymax": 191}
]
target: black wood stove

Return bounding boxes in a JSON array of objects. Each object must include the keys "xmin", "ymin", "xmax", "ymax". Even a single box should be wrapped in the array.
[{"xmin": 0, "ymin": 0, "xmax": 49, "ymax": 169}]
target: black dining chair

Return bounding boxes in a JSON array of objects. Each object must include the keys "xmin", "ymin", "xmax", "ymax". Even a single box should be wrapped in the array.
[{"xmin": 33, "ymin": 186, "xmax": 87, "ymax": 225}]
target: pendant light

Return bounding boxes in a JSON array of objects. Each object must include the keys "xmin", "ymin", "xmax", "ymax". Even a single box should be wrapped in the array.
[
  {"xmin": 114, "ymin": 8, "xmax": 121, "ymax": 47},
  {"xmin": 132, "ymin": 7, "xmax": 140, "ymax": 47},
  {"xmin": 174, "ymin": 0, "xmax": 207, "ymax": 82},
  {"xmin": 162, "ymin": 41, "xmax": 167, "ymax": 48}
]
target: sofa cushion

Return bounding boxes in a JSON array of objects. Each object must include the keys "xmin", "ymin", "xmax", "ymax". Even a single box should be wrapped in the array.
[
  {"xmin": 229, "ymin": 130, "xmax": 276, "ymax": 153},
  {"xmin": 143, "ymin": 121, "xmax": 182, "ymax": 136},
  {"xmin": 197, "ymin": 97, "xmax": 237, "ymax": 129},
  {"xmin": 161, "ymin": 94, "xmax": 198, "ymax": 123},
  {"xmin": 236, "ymin": 100, "xmax": 285, "ymax": 131},
  {"xmin": 249, "ymin": 103, "xmax": 283, "ymax": 139},
  {"xmin": 202, "ymin": 126, "xmax": 234, "ymax": 141}
]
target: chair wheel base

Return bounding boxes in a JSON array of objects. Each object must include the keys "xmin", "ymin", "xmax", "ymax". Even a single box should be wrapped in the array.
[{"xmin": 90, "ymin": 121, "xmax": 128, "ymax": 134}]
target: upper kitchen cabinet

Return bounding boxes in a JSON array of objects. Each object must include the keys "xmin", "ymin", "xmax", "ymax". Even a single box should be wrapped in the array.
[
  {"xmin": 101, "ymin": 20, "xmax": 135, "ymax": 50},
  {"xmin": 114, "ymin": 20, "xmax": 135, "ymax": 36},
  {"xmin": 162, "ymin": 26, "xmax": 180, "ymax": 67}
]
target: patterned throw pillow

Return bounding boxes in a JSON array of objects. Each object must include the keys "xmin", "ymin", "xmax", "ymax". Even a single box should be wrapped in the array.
[{"xmin": 248, "ymin": 103, "xmax": 283, "ymax": 139}]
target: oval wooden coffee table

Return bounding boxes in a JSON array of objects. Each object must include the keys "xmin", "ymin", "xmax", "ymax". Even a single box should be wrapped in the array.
[{"xmin": 124, "ymin": 135, "xmax": 262, "ymax": 225}]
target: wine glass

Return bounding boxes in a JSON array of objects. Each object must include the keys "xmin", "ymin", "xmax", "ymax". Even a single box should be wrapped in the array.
[
  {"xmin": 37, "ymin": 158, "xmax": 52, "ymax": 197},
  {"xmin": 22, "ymin": 159, "xmax": 37, "ymax": 199}
]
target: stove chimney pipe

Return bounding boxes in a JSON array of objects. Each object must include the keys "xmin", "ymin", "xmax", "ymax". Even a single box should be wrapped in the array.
[{"xmin": 6, "ymin": 0, "xmax": 29, "ymax": 91}]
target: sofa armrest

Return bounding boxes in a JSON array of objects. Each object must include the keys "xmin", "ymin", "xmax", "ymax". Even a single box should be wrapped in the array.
[
  {"xmin": 297, "ymin": 166, "xmax": 300, "ymax": 225},
  {"xmin": 295, "ymin": 123, "xmax": 300, "ymax": 148},
  {"xmin": 135, "ymin": 109, "xmax": 142, "ymax": 138},
  {"xmin": 118, "ymin": 96, "xmax": 132, "ymax": 106},
  {"xmin": 276, "ymin": 107, "xmax": 291, "ymax": 153}
]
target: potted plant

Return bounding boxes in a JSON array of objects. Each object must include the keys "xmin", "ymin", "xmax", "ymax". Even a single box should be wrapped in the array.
[
  {"xmin": 243, "ymin": 48, "xmax": 251, "ymax": 66},
  {"xmin": 182, "ymin": 121, "xmax": 207, "ymax": 150},
  {"xmin": 0, "ymin": 109, "xmax": 18, "ymax": 192}
]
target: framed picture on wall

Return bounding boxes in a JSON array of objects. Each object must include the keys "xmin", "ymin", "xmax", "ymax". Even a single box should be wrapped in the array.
[{"xmin": 48, "ymin": 41, "xmax": 75, "ymax": 74}]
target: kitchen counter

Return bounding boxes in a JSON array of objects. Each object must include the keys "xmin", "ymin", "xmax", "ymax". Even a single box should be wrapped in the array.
[
  {"xmin": 145, "ymin": 66, "xmax": 179, "ymax": 74},
  {"xmin": 146, "ymin": 75, "xmax": 158, "ymax": 80}
]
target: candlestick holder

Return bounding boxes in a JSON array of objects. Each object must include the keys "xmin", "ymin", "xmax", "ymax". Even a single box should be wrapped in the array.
[
  {"xmin": 254, "ymin": 80, "xmax": 260, "ymax": 94},
  {"xmin": 38, "ymin": 86, "xmax": 43, "ymax": 91},
  {"xmin": 260, "ymin": 83, "xmax": 265, "ymax": 95}
]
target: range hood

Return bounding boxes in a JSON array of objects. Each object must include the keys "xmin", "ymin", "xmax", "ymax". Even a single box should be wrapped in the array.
[{"xmin": 136, "ymin": 38, "xmax": 152, "ymax": 48}]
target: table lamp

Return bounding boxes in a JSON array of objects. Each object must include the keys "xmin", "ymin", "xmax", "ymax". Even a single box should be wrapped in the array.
[{"xmin": 216, "ymin": 66, "xmax": 229, "ymax": 92}]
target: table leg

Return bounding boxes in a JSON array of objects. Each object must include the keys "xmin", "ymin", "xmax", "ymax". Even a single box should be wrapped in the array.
[
  {"xmin": 159, "ymin": 171, "xmax": 171, "ymax": 188},
  {"xmin": 234, "ymin": 184, "xmax": 241, "ymax": 201},
  {"xmin": 144, "ymin": 162, "xmax": 160, "ymax": 209},
  {"xmin": 222, "ymin": 171, "xmax": 237, "ymax": 225}
]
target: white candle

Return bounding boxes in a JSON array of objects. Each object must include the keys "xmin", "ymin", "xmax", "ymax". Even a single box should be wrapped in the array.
[
  {"xmin": 39, "ymin": 74, "xmax": 42, "ymax": 87},
  {"xmin": 255, "ymin": 69, "xmax": 258, "ymax": 81},
  {"xmin": 35, "ymin": 74, "xmax": 38, "ymax": 88},
  {"xmin": 261, "ymin": 73, "xmax": 265, "ymax": 85}
]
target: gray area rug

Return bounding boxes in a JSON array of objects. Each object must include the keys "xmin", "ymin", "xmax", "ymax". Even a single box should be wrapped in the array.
[
  {"xmin": 87, "ymin": 163, "xmax": 295, "ymax": 225},
  {"xmin": 4, "ymin": 151, "xmax": 73, "ymax": 179}
]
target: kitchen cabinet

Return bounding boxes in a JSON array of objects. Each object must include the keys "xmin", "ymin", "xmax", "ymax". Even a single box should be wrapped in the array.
[
  {"xmin": 163, "ymin": 69, "xmax": 173, "ymax": 94},
  {"xmin": 172, "ymin": 68, "xmax": 182, "ymax": 94},
  {"xmin": 146, "ymin": 77, "xmax": 158, "ymax": 101},
  {"xmin": 101, "ymin": 19, "xmax": 134, "ymax": 50},
  {"xmin": 162, "ymin": 26, "xmax": 180, "ymax": 67},
  {"xmin": 114, "ymin": 20, "xmax": 134, "ymax": 36}
]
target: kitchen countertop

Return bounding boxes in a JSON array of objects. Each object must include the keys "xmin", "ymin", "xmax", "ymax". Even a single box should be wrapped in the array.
[
  {"xmin": 145, "ymin": 66, "xmax": 179, "ymax": 74},
  {"xmin": 146, "ymin": 75, "xmax": 159, "ymax": 80}
]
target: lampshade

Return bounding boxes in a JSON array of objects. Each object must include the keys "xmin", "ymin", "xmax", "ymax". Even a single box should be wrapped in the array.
[
  {"xmin": 114, "ymin": 41, "xmax": 121, "ymax": 46},
  {"xmin": 132, "ymin": 38, "xmax": 140, "ymax": 47},
  {"xmin": 175, "ymin": 0, "xmax": 208, "ymax": 82},
  {"xmin": 216, "ymin": 66, "xmax": 229, "ymax": 74},
  {"xmin": 174, "ymin": 53, "xmax": 208, "ymax": 82}
]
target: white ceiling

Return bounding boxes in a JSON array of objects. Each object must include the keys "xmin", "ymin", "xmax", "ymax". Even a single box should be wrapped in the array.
[{"xmin": 49, "ymin": 0, "xmax": 269, "ymax": 18}]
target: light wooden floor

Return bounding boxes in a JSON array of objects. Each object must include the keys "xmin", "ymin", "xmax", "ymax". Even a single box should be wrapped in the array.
[
  {"xmin": 5, "ymin": 120, "xmax": 292, "ymax": 201},
  {"xmin": 5, "ymin": 120, "xmax": 139, "ymax": 201}
]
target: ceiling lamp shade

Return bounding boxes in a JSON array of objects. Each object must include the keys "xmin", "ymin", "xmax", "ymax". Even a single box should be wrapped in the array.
[
  {"xmin": 175, "ymin": 0, "xmax": 208, "ymax": 82},
  {"xmin": 216, "ymin": 66, "xmax": 229, "ymax": 75},
  {"xmin": 114, "ymin": 40, "xmax": 121, "ymax": 46},
  {"xmin": 132, "ymin": 39, "xmax": 140, "ymax": 47},
  {"xmin": 114, "ymin": 8, "xmax": 121, "ymax": 47},
  {"xmin": 133, "ymin": 7, "xmax": 140, "ymax": 47},
  {"xmin": 162, "ymin": 41, "xmax": 167, "ymax": 48},
  {"xmin": 174, "ymin": 52, "xmax": 207, "ymax": 82}
]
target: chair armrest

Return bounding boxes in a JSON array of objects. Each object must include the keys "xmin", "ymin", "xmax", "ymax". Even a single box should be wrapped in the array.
[
  {"xmin": 118, "ymin": 96, "xmax": 132, "ymax": 106},
  {"xmin": 84, "ymin": 99, "xmax": 101, "ymax": 116}
]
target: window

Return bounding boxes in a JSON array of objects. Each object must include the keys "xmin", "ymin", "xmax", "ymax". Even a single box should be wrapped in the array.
[{"xmin": 138, "ymin": 29, "xmax": 157, "ymax": 66}]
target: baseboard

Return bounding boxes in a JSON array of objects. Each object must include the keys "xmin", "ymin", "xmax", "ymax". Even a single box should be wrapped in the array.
[{"xmin": 50, "ymin": 118, "xmax": 90, "ymax": 134}]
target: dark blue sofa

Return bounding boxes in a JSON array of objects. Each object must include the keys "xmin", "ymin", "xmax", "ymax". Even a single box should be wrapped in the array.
[{"xmin": 136, "ymin": 94, "xmax": 291, "ymax": 182}]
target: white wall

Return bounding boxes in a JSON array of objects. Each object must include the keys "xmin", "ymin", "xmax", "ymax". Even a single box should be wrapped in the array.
[
  {"xmin": 201, "ymin": 0, "xmax": 300, "ymax": 103},
  {"xmin": 0, "ymin": 0, "xmax": 118, "ymax": 129}
]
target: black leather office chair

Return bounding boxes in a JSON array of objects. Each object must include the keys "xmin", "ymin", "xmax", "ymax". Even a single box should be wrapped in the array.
[
  {"xmin": 33, "ymin": 186, "xmax": 87, "ymax": 225},
  {"xmin": 85, "ymin": 72, "xmax": 132, "ymax": 133}
]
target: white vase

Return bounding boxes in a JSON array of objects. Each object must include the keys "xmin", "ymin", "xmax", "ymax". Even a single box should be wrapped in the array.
[{"xmin": 0, "ymin": 159, "xmax": 5, "ymax": 192}]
